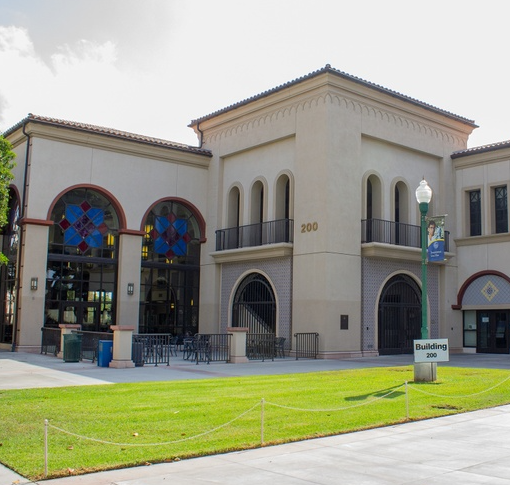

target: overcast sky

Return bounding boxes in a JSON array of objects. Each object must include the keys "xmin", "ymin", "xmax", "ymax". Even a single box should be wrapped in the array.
[{"xmin": 0, "ymin": 0, "xmax": 507, "ymax": 148}]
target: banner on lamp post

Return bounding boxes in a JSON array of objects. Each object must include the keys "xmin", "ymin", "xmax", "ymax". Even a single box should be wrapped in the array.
[{"xmin": 427, "ymin": 215, "xmax": 446, "ymax": 262}]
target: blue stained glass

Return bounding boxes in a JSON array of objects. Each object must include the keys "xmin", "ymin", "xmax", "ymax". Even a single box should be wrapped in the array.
[
  {"xmin": 65, "ymin": 231, "xmax": 83, "ymax": 246},
  {"xmin": 155, "ymin": 216, "xmax": 170, "ymax": 234},
  {"xmin": 154, "ymin": 238, "xmax": 170, "ymax": 254},
  {"xmin": 172, "ymin": 238, "xmax": 187, "ymax": 256},
  {"xmin": 60, "ymin": 203, "xmax": 109, "ymax": 252},
  {"xmin": 152, "ymin": 216, "xmax": 189, "ymax": 257}
]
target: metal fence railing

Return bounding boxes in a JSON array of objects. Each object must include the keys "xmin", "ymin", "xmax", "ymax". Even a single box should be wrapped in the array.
[
  {"xmin": 182, "ymin": 334, "xmax": 231, "ymax": 365},
  {"xmin": 75, "ymin": 331, "xmax": 113, "ymax": 362},
  {"xmin": 132, "ymin": 334, "xmax": 174, "ymax": 366},
  {"xmin": 294, "ymin": 332, "xmax": 319, "ymax": 360},
  {"xmin": 246, "ymin": 333, "xmax": 275, "ymax": 361},
  {"xmin": 41, "ymin": 327, "xmax": 61, "ymax": 356}
]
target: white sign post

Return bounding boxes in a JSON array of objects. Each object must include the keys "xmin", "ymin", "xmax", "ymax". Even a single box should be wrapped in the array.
[{"xmin": 414, "ymin": 339, "xmax": 449, "ymax": 363}]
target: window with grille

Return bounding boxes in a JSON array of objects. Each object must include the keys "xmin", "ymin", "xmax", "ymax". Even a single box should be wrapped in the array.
[
  {"xmin": 469, "ymin": 190, "xmax": 482, "ymax": 236},
  {"xmin": 494, "ymin": 185, "xmax": 508, "ymax": 234}
]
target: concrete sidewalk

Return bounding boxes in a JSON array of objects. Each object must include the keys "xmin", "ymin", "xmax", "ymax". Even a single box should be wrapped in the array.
[
  {"xmin": 33, "ymin": 405, "xmax": 510, "ymax": 485},
  {"xmin": 2, "ymin": 351, "xmax": 510, "ymax": 484}
]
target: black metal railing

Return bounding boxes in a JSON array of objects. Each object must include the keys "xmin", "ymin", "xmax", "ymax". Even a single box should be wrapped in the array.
[
  {"xmin": 182, "ymin": 334, "xmax": 231, "ymax": 365},
  {"xmin": 361, "ymin": 219, "xmax": 450, "ymax": 251},
  {"xmin": 246, "ymin": 333, "xmax": 276, "ymax": 361},
  {"xmin": 215, "ymin": 219, "xmax": 294, "ymax": 251},
  {"xmin": 294, "ymin": 332, "xmax": 319, "ymax": 360},
  {"xmin": 132, "ymin": 334, "xmax": 173, "ymax": 366},
  {"xmin": 41, "ymin": 327, "xmax": 61, "ymax": 356},
  {"xmin": 75, "ymin": 331, "xmax": 113, "ymax": 362}
]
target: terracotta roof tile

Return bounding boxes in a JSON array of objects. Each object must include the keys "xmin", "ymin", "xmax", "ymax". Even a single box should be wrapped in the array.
[
  {"xmin": 3, "ymin": 114, "xmax": 212, "ymax": 156},
  {"xmin": 452, "ymin": 139, "xmax": 510, "ymax": 158},
  {"xmin": 189, "ymin": 64, "xmax": 477, "ymax": 128}
]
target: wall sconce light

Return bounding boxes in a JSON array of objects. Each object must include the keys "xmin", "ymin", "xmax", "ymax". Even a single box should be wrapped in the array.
[
  {"xmin": 30, "ymin": 277, "xmax": 38, "ymax": 291},
  {"xmin": 127, "ymin": 283, "xmax": 134, "ymax": 295}
]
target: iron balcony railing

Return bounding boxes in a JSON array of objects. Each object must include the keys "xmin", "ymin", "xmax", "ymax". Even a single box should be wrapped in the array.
[
  {"xmin": 215, "ymin": 219, "xmax": 294, "ymax": 251},
  {"xmin": 361, "ymin": 219, "xmax": 450, "ymax": 251}
]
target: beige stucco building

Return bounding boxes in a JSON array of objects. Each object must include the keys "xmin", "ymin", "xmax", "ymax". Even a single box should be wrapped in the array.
[{"xmin": 2, "ymin": 65, "xmax": 509, "ymax": 358}]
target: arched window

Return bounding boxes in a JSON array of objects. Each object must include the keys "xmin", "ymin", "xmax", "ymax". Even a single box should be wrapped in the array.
[
  {"xmin": 250, "ymin": 181, "xmax": 264, "ymax": 246},
  {"xmin": 251, "ymin": 181, "xmax": 264, "ymax": 225},
  {"xmin": 364, "ymin": 174, "xmax": 382, "ymax": 243},
  {"xmin": 275, "ymin": 174, "xmax": 290, "ymax": 220},
  {"xmin": 394, "ymin": 181, "xmax": 409, "ymax": 224},
  {"xmin": 366, "ymin": 174, "xmax": 382, "ymax": 220},
  {"xmin": 45, "ymin": 188, "xmax": 119, "ymax": 331},
  {"xmin": 227, "ymin": 186, "xmax": 241, "ymax": 229},
  {"xmin": 140, "ymin": 200, "xmax": 201, "ymax": 335},
  {"xmin": 226, "ymin": 186, "xmax": 241, "ymax": 249},
  {"xmin": 232, "ymin": 273, "xmax": 276, "ymax": 334},
  {"xmin": 275, "ymin": 174, "xmax": 292, "ymax": 243},
  {"xmin": 0, "ymin": 189, "xmax": 19, "ymax": 343}
]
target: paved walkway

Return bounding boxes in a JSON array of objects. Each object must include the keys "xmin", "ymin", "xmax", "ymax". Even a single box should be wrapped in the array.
[{"xmin": 2, "ymin": 351, "xmax": 510, "ymax": 484}]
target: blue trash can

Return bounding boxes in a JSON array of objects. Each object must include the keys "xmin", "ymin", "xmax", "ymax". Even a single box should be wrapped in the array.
[{"xmin": 97, "ymin": 340, "xmax": 113, "ymax": 367}]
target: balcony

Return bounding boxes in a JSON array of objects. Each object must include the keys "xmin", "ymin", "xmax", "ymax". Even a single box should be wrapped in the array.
[
  {"xmin": 361, "ymin": 219, "xmax": 450, "ymax": 261},
  {"xmin": 215, "ymin": 219, "xmax": 294, "ymax": 251}
]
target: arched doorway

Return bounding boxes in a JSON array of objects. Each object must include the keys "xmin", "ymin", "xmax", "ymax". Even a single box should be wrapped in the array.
[
  {"xmin": 232, "ymin": 273, "xmax": 276, "ymax": 334},
  {"xmin": 378, "ymin": 274, "xmax": 421, "ymax": 354}
]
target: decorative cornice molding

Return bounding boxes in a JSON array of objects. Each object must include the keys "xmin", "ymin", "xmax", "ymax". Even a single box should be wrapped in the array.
[{"xmin": 203, "ymin": 91, "xmax": 465, "ymax": 147}]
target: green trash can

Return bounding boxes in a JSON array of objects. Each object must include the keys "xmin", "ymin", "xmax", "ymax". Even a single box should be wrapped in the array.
[{"xmin": 63, "ymin": 333, "xmax": 82, "ymax": 362}]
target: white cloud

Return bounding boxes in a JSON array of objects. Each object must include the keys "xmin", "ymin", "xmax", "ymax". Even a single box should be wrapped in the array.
[{"xmin": 1, "ymin": 2, "xmax": 509, "ymax": 147}]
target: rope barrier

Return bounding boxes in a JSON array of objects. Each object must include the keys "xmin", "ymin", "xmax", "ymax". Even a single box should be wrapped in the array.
[
  {"xmin": 408, "ymin": 373, "xmax": 510, "ymax": 398},
  {"xmin": 47, "ymin": 402, "xmax": 260, "ymax": 448},
  {"xmin": 42, "ymin": 372, "xmax": 510, "ymax": 477}
]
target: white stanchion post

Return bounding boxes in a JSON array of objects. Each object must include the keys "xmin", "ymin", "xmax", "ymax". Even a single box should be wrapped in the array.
[
  {"xmin": 261, "ymin": 398, "xmax": 265, "ymax": 445},
  {"xmin": 405, "ymin": 381, "xmax": 409, "ymax": 420},
  {"xmin": 44, "ymin": 418, "xmax": 48, "ymax": 477}
]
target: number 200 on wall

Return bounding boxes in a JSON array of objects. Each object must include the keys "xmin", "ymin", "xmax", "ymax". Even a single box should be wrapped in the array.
[{"xmin": 301, "ymin": 222, "xmax": 318, "ymax": 233}]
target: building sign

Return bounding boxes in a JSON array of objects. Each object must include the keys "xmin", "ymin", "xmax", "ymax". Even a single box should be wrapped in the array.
[{"xmin": 414, "ymin": 339, "xmax": 449, "ymax": 363}]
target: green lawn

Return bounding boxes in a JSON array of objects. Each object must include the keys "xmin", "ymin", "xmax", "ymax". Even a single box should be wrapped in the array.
[{"xmin": 1, "ymin": 365, "xmax": 510, "ymax": 480}]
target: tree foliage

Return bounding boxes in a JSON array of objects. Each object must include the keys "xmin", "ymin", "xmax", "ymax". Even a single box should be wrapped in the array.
[{"xmin": 0, "ymin": 135, "xmax": 16, "ymax": 265}]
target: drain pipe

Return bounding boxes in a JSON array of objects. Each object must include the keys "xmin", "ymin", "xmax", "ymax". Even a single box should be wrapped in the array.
[
  {"xmin": 11, "ymin": 119, "xmax": 31, "ymax": 351},
  {"xmin": 196, "ymin": 121, "xmax": 204, "ymax": 148}
]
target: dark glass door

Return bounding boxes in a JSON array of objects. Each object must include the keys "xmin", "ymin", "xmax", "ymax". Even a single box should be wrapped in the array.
[
  {"xmin": 61, "ymin": 302, "xmax": 101, "ymax": 332},
  {"xmin": 477, "ymin": 311, "xmax": 509, "ymax": 353}
]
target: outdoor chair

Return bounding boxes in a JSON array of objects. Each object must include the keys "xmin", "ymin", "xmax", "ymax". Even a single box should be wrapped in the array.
[{"xmin": 275, "ymin": 337, "xmax": 286, "ymax": 358}]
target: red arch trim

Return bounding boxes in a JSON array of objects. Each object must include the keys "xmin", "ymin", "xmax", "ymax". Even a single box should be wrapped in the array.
[
  {"xmin": 45, "ymin": 184, "xmax": 128, "ymax": 230},
  {"xmin": 452, "ymin": 270, "xmax": 510, "ymax": 309}
]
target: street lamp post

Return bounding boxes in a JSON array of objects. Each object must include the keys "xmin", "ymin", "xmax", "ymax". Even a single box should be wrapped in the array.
[
  {"xmin": 415, "ymin": 178, "xmax": 432, "ymax": 339},
  {"xmin": 414, "ymin": 178, "xmax": 436, "ymax": 383}
]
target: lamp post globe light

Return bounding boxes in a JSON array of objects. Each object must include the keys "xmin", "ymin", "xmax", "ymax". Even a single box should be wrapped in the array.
[{"xmin": 415, "ymin": 178, "xmax": 432, "ymax": 340}]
